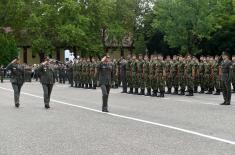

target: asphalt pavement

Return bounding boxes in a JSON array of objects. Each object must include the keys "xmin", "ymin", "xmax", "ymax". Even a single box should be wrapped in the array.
[{"xmin": 0, "ymin": 81, "xmax": 235, "ymax": 155}]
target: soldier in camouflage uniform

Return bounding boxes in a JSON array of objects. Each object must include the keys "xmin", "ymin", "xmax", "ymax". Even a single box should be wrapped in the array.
[
  {"xmin": 131, "ymin": 55, "xmax": 139, "ymax": 94},
  {"xmin": 212, "ymin": 56, "xmax": 221, "ymax": 95},
  {"xmin": 204, "ymin": 57, "xmax": 214, "ymax": 94},
  {"xmin": 178, "ymin": 56, "xmax": 186, "ymax": 95},
  {"xmin": 91, "ymin": 57, "xmax": 98, "ymax": 89},
  {"xmin": 73, "ymin": 59, "xmax": 78, "ymax": 87},
  {"xmin": 165, "ymin": 56, "xmax": 172, "ymax": 94},
  {"xmin": 185, "ymin": 55, "xmax": 195, "ymax": 96},
  {"xmin": 112, "ymin": 59, "xmax": 119, "ymax": 88},
  {"xmin": 126, "ymin": 54, "xmax": 133, "ymax": 94},
  {"xmin": 120, "ymin": 57, "xmax": 127, "ymax": 93},
  {"xmin": 143, "ymin": 55, "xmax": 151, "ymax": 96},
  {"xmin": 231, "ymin": 55, "xmax": 235, "ymax": 93},
  {"xmin": 137, "ymin": 54, "xmax": 145, "ymax": 95},
  {"xmin": 171, "ymin": 55, "xmax": 179, "ymax": 95},
  {"xmin": 155, "ymin": 54, "xmax": 165, "ymax": 97},
  {"xmin": 81, "ymin": 58, "xmax": 86, "ymax": 88},
  {"xmin": 67, "ymin": 61, "xmax": 74, "ymax": 87},
  {"xmin": 192, "ymin": 56, "xmax": 199, "ymax": 93},
  {"xmin": 198, "ymin": 56, "xmax": 206, "ymax": 93},
  {"xmin": 150, "ymin": 55, "xmax": 157, "ymax": 96}
]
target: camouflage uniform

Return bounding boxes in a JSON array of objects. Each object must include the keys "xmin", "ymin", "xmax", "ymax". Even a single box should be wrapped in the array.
[
  {"xmin": 185, "ymin": 61, "xmax": 195, "ymax": 96},
  {"xmin": 165, "ymin": 60, "xmax": 172, "ymax": 94},
  {"xmin": 155, "ymin": 60, "xmax": 165, "ymax": 97},
  {"xmin": 137, "ymin": 59, "xmax": 145, "ymax": 95},
  {"xmin": 131, "ymin": 60, "xmax": 138, "ymax": 94},
  {"xmin": 90, "ymin": 60, "xmax": 98, "ymax": 89},
  {"xmin": 212, "ymin": 60, "xmax": 221, "ymax": 95},
  {"xmin": 178, "ymin": 61, "xmax": 186, "ymax": 95},
  {"xmin": 143, "ymin": 60, "xmax": 151, "ymax": 96},
  {"xmin": 126, "ymin": 59, "xmax": 133, "ymax": 94},
  {"xmin": 204, "ymin": 61, "xmax": 213, "ymax": 94},
  {"xmin": 150, "ymin": 60, "xmax": 157, "ymax": 96},
  {"xmin": 198, "ymin": 61, "xmax": 205, "ymax": 93},
  {"xmin": 171, "ymin": 60, "xmax": 179, "ymax": 94}
]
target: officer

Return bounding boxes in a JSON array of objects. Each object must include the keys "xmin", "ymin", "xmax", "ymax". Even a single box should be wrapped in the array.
[
  {"xmin": 37, "ymin": 57, "xmax": 56, "ymax": 109},
  {"xmin": 97, "ymin": 55, "xmax": 113, "ymax": 112},
  {"xmin": 5, "ymin": 58, "xmax": 25, "ymax": 108},
  {"xmin": 220, "ymin": 52, "xmax": 233, "ymax": 105}
]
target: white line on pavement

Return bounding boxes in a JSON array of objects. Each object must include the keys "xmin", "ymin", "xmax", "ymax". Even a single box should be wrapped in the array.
[{"xmin": 0, "ymin": 86, "xmax": 235, "ymax": 146}]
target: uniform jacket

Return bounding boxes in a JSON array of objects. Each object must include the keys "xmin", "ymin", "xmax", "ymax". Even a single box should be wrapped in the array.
[
  {"xmin": 5, "ymin": 63, "xmax": 25, "ymax": 84},
  {"xmin": 98, "ymin": 62, "xmax": 113, "ymax": 85},
  {"xmin": 37, "ymin": 64, "xmax": 55, "ymax": 84}
]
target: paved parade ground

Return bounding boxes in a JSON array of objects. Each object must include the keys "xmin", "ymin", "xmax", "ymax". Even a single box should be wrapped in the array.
[{"xmin": 0, "ymin": 81, "xmax": 235, "ymax": 155}]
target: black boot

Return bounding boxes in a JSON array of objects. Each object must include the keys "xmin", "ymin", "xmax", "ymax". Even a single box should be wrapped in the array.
[
  {"xmin": 45, "ymin": 103, "xmax": 50, "ymax": 109},
  {"xmin": 75, "ymin": 84, "xmax": 78, "ymax": 87},
  {"xmin": 194, "ymin": 86, "xmax": 198, "ymax": 93},
  {"xmin": 15, "ymin": 103, "xmax": 20, "ymax": 108},
  {"xmin": 205, "ymin": 88, "xmax": 213, "ymax": 94},
  {"xmin": 140, "ymin": 89, "xmax": 145, "ymax": 95},
  {"xmin": 89, "ymin": 84, "xmax": 92, "ymax": 89},
  {"xmin": 134, "ymin": 88, "xmax": 139, "ymax": 95},
  {"xmin": 165, "ymin": 88, "xmax": 171, "ymax": 94},
  {"xmin": 121, "ymin": 87, "xmax": 127, "ymax": 93},
  {"xmin": 102, "ymin": 95, "xmax": 109, "ymax": 112},
  {"xmin": 179, "ymin": 90, "xmax": 185, "ymax": 95},
  {"xmin": 85, "ymin": 84, "xmax": 89, "ymax": 89},
  {"xmin": 199, "ymin": 88, "xmax": 204, "ymax": 94},
  {"xmin": 173, "ymin": 88, "xmax": 178, "ymax": 95},
  {"xmin": 145, "ymin": 88, "xmax": 151, "ymax": 96},
  {"xmin": 128, "ymin": 88, "xmax": 133, "ymax": 94},
  {"xmin": 186, "ymin": 90, "xmax": 194, "ymax": 96},
  {"xmin": 93, "ymin": 84, "xmax": 97, "ymax": 89},
  {"xmin": 152, "ymin": 90, "xmax": 157, "ymax": 97},
  {"xmin": 213, "ymin": 89, "xmax": 220, "ymax": 95},
  {"xmin": 157, "ymin": 91, "xmax": 164, "ymax": 97}
]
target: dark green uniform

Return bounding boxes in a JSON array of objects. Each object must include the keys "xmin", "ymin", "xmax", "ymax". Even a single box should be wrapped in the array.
[
  {"xmin": 137, "ymin": 59, "xmax": 145, "ymax": 95},
  {"xmin": 143, "ymin": 60, "xmax": 151, "ymax": 96},
  {"xmin": 126, "ymin": 59, "xmax": 133, "ymax": 93},
  {"xmin": 212, "ymin": 60, "xmax": 221, "ymax": 95},
  {"xmin": 198, "ymin": 61, "xmax": 205, "ymax": 93},
  {"xmin": 221, "ymin": 59, "xmax": 233, "ymax": 105},
  {"xmin": 37, "ymin": 63, "xmax": 56, "ymax": 108},
  {"xmin": 178, "ymin": 61, "xmax": 186, "ymax": 95},
  {"xmin": 97, "ymin": 61, "xmax": 113, "ymax": 112},
  {"xmin": 150, "ymin": 60, "xmax": 157, "ymax": 96},
  {"xmin": 131, "ymin": 60, "xmax": 138, "ymax": 94},
  {"xmin": 185, "ymin": 61, "xmax": 195, "ymax": 96},
  {"xmin": 5, "ymin": 63, "xmax": 25, "ymax": 107},
  {"xmin": 155, "ymin": 60, "xmax": 165, "ymax": 97},
  {"xmin": 165, "ymin": 60, "xmax": 172, "ymax": 94},
  {"xmin": 171, "ymin": 60, "xmax": 179, "ymax": 94}
]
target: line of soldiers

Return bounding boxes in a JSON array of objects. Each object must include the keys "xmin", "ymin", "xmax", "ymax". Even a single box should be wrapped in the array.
[{"xmin": 67, "ymin": 54, "xmax": 235, "ymax": 99}]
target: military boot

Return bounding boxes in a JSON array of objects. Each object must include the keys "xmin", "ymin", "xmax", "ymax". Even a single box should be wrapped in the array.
[
  {"xmin": 165, "ymin": 88, "xmax": 171, "ymax": 94},
  {"xmin": 93, "ymin": 84, "xmax": 97, "ymax": 89},
  {"xmin": 199, "ymin": 88, "xmax": 204, "ymax": 94},
  {"xmin": 205, "ymin": 88, "xmax": 213, "ymax": 94},
  {"xmin": 128, "ymin": 88, "xmax": 133, "ymax": 94},
  {"xmin": 186, "ymin": 90, "xmax": 194, "ymax": 96},
  {"xmin": 134, "ymin": 88, "xmax": 139, "ymax": 95},
  {"xmin": 213, "ymin": 89, "xmax": 220, "ymax": 95},
  {"xmin": 85, "ymin": 84, "xmax": 89, "ymax": 89},
  {"xmin": 179, "ymin": 89, "xmax": 185, "ymax": 95},
  {"xmin": 139, "ymin": 89, "xmax": 145, "ymax": 95},
  {"xmin": 145, "ymin": 88, "xmax": 151, "ymax": 96},
  {"xmin": 89, "ymin": 84, "xmax": 92, "ymax": 89},
  {"xmin": 152, "ymin": 90, "xmax": 157, "ymax": 97},
  {"xmin": 173, "ymin": 88, "xmax": 178, "ymax": 95},
  {"xmin": 45, "ymin": 103, "xmax": 50, "ymax": 109},
  {"xmin": 194, "ymin": 86, "xmax": 198, "ymax": 93},
  {"xmin": 102, "ymin": 95, "xmax": 109, "ymax": 112},
  {"xmin": 157, "ymin": 91, "xmax": 164, "ymax": 97}
]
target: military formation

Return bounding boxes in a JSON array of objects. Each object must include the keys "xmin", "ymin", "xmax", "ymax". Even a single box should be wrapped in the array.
[{"xmin": 1, "ymin": 52, "xmax": 234, "ymax": 108}]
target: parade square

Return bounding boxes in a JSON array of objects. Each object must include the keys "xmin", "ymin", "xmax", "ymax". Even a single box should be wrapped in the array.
[{"xmin": 0, "ymin": 81, "xmax": 234, "ymax": 155}]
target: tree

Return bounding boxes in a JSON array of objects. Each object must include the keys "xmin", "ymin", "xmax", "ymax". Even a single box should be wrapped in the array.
[{"xmin": 152, "ymin": 0, "xmax": 228, "ymax": 55}]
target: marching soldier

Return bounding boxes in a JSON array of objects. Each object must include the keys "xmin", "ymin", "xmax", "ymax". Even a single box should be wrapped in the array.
[
  {"xmin": 98, "ymin": 55, "xmax": 113, "ymax": 112},
  {"xmin": 37, "ymin": 57, "xmax": 56, "ymax": 109},
  {"xmin": 5, "ymin": 58, "xmax": 25, "ymax": 108},
  {"xmin": 220, "ymin": 52, "xmax": 233, "ymax": 105}
]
